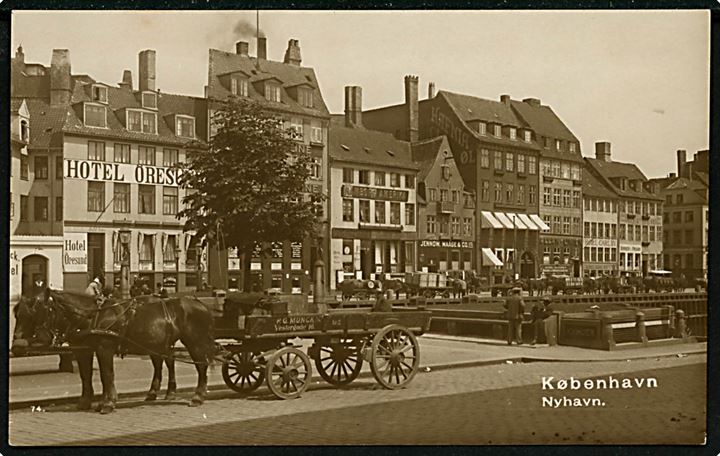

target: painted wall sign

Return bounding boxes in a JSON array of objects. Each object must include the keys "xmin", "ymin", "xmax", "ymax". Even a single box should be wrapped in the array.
[
  {"xmin": 341, "ymin": 185, "xmax": 408, "ymax": 202},
  {"xmin": 585, "ymin": 239, "xmax": 617, "ymax": 248},
  {"xmin": 420, "ymin": 240, "xmax": 474, "ymax": 249},
  {"xmin": 63, "ymin": 232, "xmax": 88, "ymax": 272},
  {"xmin": 65, "ymin": 159, "xmax": 183, "ymax": 186},
  {"xmin": 291, "ymin": 242, "xmax": 302, "ymax": 259},
  {"xmin": 10, "ymin": 251, "xmax": 19, "ymax": 276},
  {"xmin": 619, "ymin": 243, "xmax": 642, "ymax": 253}
]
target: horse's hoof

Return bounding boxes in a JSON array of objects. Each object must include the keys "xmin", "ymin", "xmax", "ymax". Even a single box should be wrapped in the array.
[
  {"xmin": 99, "ymin": 405, "xmax": 115, "ymax": 414},
  {"xmin": 145, "ymin": 393, "xmax": 157, "ymax": 401},
  {"xmin": 164, "ymin": 392, "xmax": 177, "ymax": 401},
  {"xmin": 189, "ymin": 396, "xmax": 204, "ymax": 407},
  {"xmin": 77, "ymin": 400, "xmax": 92, "ymax": 411},
  {"xmin": 94, "ymin": 403, "xmax": 103, "ymax": 413}
]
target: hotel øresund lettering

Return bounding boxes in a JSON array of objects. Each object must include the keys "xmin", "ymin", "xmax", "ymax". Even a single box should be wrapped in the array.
[
  {"xmin": 65, "ymin": 159, "xmax": 183, "ymax": 186},
  {"xmin": 63, "ymin": 232, "xmax": 88, "ymax": 273}
]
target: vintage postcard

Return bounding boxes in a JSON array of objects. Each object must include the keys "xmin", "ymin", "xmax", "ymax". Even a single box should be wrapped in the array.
[{"xmin": 7, "ymin": 9, "xmax": 709, "ymax": 446}]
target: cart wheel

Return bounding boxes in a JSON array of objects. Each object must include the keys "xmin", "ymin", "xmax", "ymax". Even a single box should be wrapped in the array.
[
  {"xmin": 266, "ymin": 346, "xmax": 312, "ymax": 400},
  {"xmin": 314, "ymin": 340, "xmax": 363, "ymax": 386},
  {"xmin": 370, "ymin": 324, "xmax": 420, "ymax": 390},
  {"xmin": 222, "ymin": 351, "xmax": 265, "ymax": 394}
]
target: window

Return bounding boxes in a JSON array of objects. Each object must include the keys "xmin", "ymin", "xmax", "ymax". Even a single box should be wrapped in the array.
[
  {"xmin": 562, "ymin": 190, "xmax": 571, "ymax": 207},
  {"xmin": 343, "ymin": 168, "xmax": 354, "ymax": 183},
  {"xmin": 375, "ymin": 172, "xmax": 385, "ymax": 186},
  {"xmin": 561, "ymin": 162, "xmax": 571, "ymax": 179},
  {"xmin": 342, "ymin": 199, "xmax": 354, "ymax": 221},
  {"xmin": 451, "ymin": 217, "xmax": 460, "ymax": 235},
  {"xmin": 572, "ymin": 191, "xmax": 580, "ymax": 208},
  {"xmin": 451, "ymin": 190, "xmax": 459, "ymax": 203},
  {"xmin": 298, "ymin": 87, "xmax": 314, "ymax": 108},
  {"xmin": 676, "ymin": 194, "xmax": 684, "ymax": 204},
  {"xmin": 612, "ymin": 224, "xmax": 617, "ymax": 239},
  {"xmin": 591, "ymin": 223, "xmax": 597, "ymax": 238},
  {"xmin": 139, "ymin": 235, "xmax": 154, "ymax": 264},
  {"xmin": 505, "ymin": 184, "xmax": 514, "ymax": 203},
  {"xmin": 161, "ymin": 186, "xmax": 177, "ymax": 215},
  {"xmin": 570, "ymin": 164, "xmax": 581, "ymax": 181},
  {"xmin": 528, "ymin": 156, "xmax": 537, "ymax": 174},
  {"xmin": 569, "ymin": 142, "xmax": 577, "ymax": 153},
  {"xmin": 176, "ymin": 116, "xmax": 195, "ymax": 138},
  {"xmin": 440, "ymin": 189, "xmax": 448, "ymax": 202},
  {"xmin": 55, "ymin": 197, "xmax": 62, "ymax": 221},
  {"xmin": 231, "ymin": 77, "xmax": 249, "ymax": 97},
  {"xmin": 88, "ymin": 141, "xmax": 105, "ymax": 161},
  {"xmin": 427, "ymin": 215, "xmax": 436, "ymax": 234},
  {"xmin": 359, "ymin": 170, "xmax": 370, "ymax": 185},
  {"xmin": 142, "ymin": 92, "xmax": 157, "ymax": 109},
  {"xmin": 138, "ymin": 146, "xmax": 156, "ymax": 165},
  {"xmin": 405, "ymin": 203, "xmax": 415, "ymax": 225},
  {"xmin": 477, "ymin": 122, "xmax": 487, "ymax": 135},
  {"xmin": 309, "ymin": 158, "xmax": 321, "ymax": 179},
  {"xmin": 84, "ymin": 104, "xmax": 106, "ymax": 127},
  {"xmin": 265, "ymin": 83, "xmax": 282, "ymax": 102},
  {"xmin": 494, "ymin": 183, "xmax": 502, "ymax": 202},
  {"xmin": 56, "ymin": 156, "xmax": 64, "ymax": 179},
  {"xmin": 517, "ymin": 184, "xmax": 525, "ymax": 204},
  {"xmin": 673, "ymin": 230, "xmax": 682, "ymax": 244},
  {"xmin": 463, "ymin": 218, "xmax": 472, "ymax": 236},
  {"xmin": 20, "ymin": 196, "xmax": 28, "ymax": 221},
  {"xmin": 481, "ymin": 180, "xmax": 490, "ymax": 201},
  {"xmin": 114, "ymin": 143, "xmax": 131, "ymax": 163},
  {"xmin": 114, "ymin": 183, "xmax": 130, "ymax": 213},
  {"xmin": 375, "ymin": 201, "xmax": 386, "ymax": 224},
  {"xmin": 127, "ymin": 110, "xmax": 142, "ymax": 132},
  {"xmin": 543, "ymin": 187, "xmax": 552, "ymax": 206},
  {"xmin": 390, "ymin": 203, "xmax": 401, "ymax": 225},
  {"xmin": 163, "ymin": 149, "xmax": 179, "ymax": 167},
  {"xmin": 163, "ymin": 235, "xmax": 178, "ymax": 263},
  {"xmin": 635, "ymin": 225, "xmax": 641, "ymax": 241},
  {"xmin": 405, "ymin": 174, "xmax": 415, "ymax": 189},
  {"xmin": 584, "ymin": 222, "xmax": 590, "ymax": 237},
  {"xmin": 673, "ymin": 212, "xmax": 682, "ymax": 223},
  {"xmin": 92, "ymin": 85, "xmax": 108, "ymax": 103},
  {"xmin": 440, "ymin": 219, "xmax": 449, "ymax": 235},
  {"xmin": 555, "ymin": 139, "xmax": 562, "ymax": 150},
  {"xmin": 428, "ymin": 188, "xmax": 437, "ymax": 202},
  {"xmin": 685, "ymin": 211, "xmax": 694, "ymax": 222},
  {"xmin": 128, "ymin": 111, "xmax": 157, "ymax": 134},
  {"xmin": 138, "ymin": 185, "xmax": 155, "ymax": 214},
  {"xmin": 480, "ymin": 149, "xmax": 490, "ymax": 168},
  {"xmin": 649, "ymin": 226, "xmax": 655, "ymax": 241},
  {"xmin": 505, "ymin": 152, "xmax": 514, "ymax": 172},
  {"xmin": 311, "ymin": 126, "xmax": 323, "ymax": 144},
  {"xmin": 562, "ymin": 217, "xmax": 570, "ymax": 235},
  {"xmin": 494, "ymin": 151, "xmax": 503, "ymax": 170},
  {"xmin": 359, "ymin": 200, "xmax": 370, "ymax": 223},
  {"xmin": 517, "ymin": 154, "xmax": 525, "ymax": 173},
  {"xmin": 529, "ymin": 185, "xmax": 537, "ymax": 204},
  {"xmin": 289, "ymin": 118, "xmax": 303, "ymax": 139},
  {"xmin": 494, "ymin": 125, "xmax": 502, "ymax": 137},
  {"xmin": 87, "ymin": 181, "xmax": 105, "ymax": 212},
  {"xmin": 551, "ymin": 161, "xmax": 561, "ymax": 178},
  {"xmin": 553, "ymin": 215, "xmax": 562, "ymax": 234},
  {"xmin": 523, "ymin": 130, "xmax": 532, "ymax": 142},
  {"xmin": 35, "ymin": 156, "xmax": 48, "ymax": 179},
  {"xmin": 390, "ymin": 173, "xmax": 400, "ymax": 188},
  {"xmin": 509, "ymin": 128, "xmax": 517, "ymax": 140},
  {"xmin": 34, "ymin": 197, "xmax": 48, "ymax": 221},
  {"xmin": 553, "ymin": 188, "xmax": 561, "ymax": 206},
  {"xmin": 685, "ymin": 253, "xmax": 694, "ymax": 269}
]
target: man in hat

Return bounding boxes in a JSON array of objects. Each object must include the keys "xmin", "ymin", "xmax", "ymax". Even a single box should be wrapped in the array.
[
  {"xmin": 531, "ymin": 296, "xmax": 554, "ymax": 345},
  {"xmin": 503, "ymin": 287, "xmax": 525, "ymax": 345},
  {"xmin": 85, "ymin": 274, "xmax": 106, "ymax": 307}
]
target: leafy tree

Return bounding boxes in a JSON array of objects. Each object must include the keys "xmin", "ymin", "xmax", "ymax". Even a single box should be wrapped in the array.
[{"xmin": 179, "ymin": 97, "xmax": 323, "ymax": 291}]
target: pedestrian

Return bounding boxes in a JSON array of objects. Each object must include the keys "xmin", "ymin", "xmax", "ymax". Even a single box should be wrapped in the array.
[
  {"xmin": 85, "ymin": 274, "xmax": 106, "ymax": 307},
  {"xmin": 504, "ymin": 286, "xmax": 525, "ymax": 345},
  {"xmin": 156, "ymin": 282, "xmax": 169, "ymax": 298},
  {"xmin": 531, "ymin": 296, "xmax": 554, "ymax": 345},
  {"xmin": 130, "ymin": 276, "xmax": 141, "ymax": 298},
  {"xmin": 141, "ymin": 281, "xmax": 151, "ymax": 296}
]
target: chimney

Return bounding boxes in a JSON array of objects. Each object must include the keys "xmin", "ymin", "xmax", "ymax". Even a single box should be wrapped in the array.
[
  {"xmin": 595, "ymin": 141, "xmax": 612, "ymax": 162},
  {"xmin": 676, "ymin": 149, "xmax": 687, "ymax": 178},
  {"xmin": 428, "ymin": 82, "xmax": 435, "ymax": 99},
  {"xmin": 15, "ymin": 45, "xmax": 25, "ymax": 64},
  {"xmin": 50, "ymin": 49, "xmax": 72, "ymax": 106},
  {"xmin": 523, "ymin": 97, "xmax": 541, "ymax": 107},
  {"xmin": 257, "ymin": 37, "xmax": 267, "ymax": 60},
  {"xmin": 138, "ymin": 49, "xmax": 156, "ymax": 92},
  {"xmin": 500, "ymin": 94, "xmax": 511, "ymax": 105},
  {"xmin": 404, "ymin": 75, "xmax": 419, "ymax": 142},
  {"xmin": 235, "ymin": 41, "xmax": 249, "ymax": 56},
  {"xmin": 344, "ymin": 86, "xmax": 362, "ymax": 127},
  {"xmin": 283, "ymin": 39, "xmax": 302, "ymax": 66},
  {"xmin": 119, "ymin": 70, "xmax": 133, "ymax": 90}
]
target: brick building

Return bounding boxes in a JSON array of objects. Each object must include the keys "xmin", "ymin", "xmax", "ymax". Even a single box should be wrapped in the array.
[{"xmin": 205, "ymin": 37, "xmax": 330, "ymax": 293}]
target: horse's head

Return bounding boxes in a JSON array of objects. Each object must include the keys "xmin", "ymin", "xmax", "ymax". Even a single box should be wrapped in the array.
[{"xmin": 11, "ymin": 287, "xmax": 56, "ymax": 355}]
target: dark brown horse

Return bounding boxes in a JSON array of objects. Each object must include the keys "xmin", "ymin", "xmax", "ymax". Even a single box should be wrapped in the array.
[{"xmin": 12, "ymin": 287, "xmax": 217, "ymax": 414}]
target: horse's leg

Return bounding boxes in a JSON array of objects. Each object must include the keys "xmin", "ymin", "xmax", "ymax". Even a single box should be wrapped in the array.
[
  {"xmin": 185, "ymin": 344, "xmax": 208, "ymax": 406},
  {"xmin": 95, "ymin": 342, "xmax": 118, "ymax": 414},
  {"xmin": 145, "ymin": 354, "xmax": 163, "ymax": 401},
  {"xmin": 74, "ymin": 348, "xmax": 95, "ymax": 411},
  {"xmin": 164, "ymin": 356, "xmax": 177, "ymax": 400}
]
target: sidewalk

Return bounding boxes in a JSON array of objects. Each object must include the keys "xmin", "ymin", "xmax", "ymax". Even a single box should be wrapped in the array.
[{"xmin": 9, "ymin": 335, "xmax": 706, "ymax": 409}]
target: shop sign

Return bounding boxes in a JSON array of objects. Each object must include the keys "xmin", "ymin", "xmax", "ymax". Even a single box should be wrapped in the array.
[
  {"xmin": 10, "ymin": 251, "xmax": 19, "ymax": 276},
  {"xmin": 585, "ymin": 239, "xmax": 616, "ymax": 248},
  {"xmin": 63, "ymin": 233, "xmax": 88, "ymax": 272},
  {"xmin": 291, "ymin": 242, "xmax": 302, "ymax": 259},
  {"xmin": 65, "ymin": 159, "xmax": 183, "ymax": 186},
  {"xmin": 420, "ymin": 240, "xmax": 474, "ymax": 249},
  {"xmin": 619, "ymin": 243, "xmax": 642, "ymax": 253},
  {"xmin": 341, "ymin": 185, "xmax": 408, "ymax": 202}
]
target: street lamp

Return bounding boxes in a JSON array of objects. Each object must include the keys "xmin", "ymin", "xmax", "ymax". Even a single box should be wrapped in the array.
[
  {"xmin": 174, "ymin": 245, "xmax": 182, "ymax": 294},
  {"xmin": 119, "ymin": 229, "xmax": 131, "ymax": 299}
]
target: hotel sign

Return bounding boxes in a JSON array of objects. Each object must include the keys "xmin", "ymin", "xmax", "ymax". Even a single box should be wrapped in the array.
[
  {"xmin": 63, "ymin": 232, "xmax": 88, "ymax": 273},
  {"xmin": 341, "ymin": 185, "xmax": 408, "ymax": 202},
  {"xmin": 65, "ymin": 159, "xmax": 183, "ymax": 186},
  {"xmin": 420, "ymin": 240, "xmax": 474, "ymax": 249}
]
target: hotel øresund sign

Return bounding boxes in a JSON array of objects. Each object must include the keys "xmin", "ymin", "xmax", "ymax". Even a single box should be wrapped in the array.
[
  {"xmin": 64, "ymin": 159, "xmax": 183, "ymax": 186},
  {"xmin": 64, "ymin": 232, "xmax": 88, "ymax": 273}
]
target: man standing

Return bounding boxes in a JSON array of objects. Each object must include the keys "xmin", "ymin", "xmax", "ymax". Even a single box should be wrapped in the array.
[
  {"xmin": 531, "ymin": 296, "xmax": 554, "ymax": 345},
  {"xmin": 504, "ymin": 287, "xmax": 525, "ymax": 345}
]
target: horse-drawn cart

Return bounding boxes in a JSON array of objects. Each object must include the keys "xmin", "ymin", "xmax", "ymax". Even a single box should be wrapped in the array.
[{"xmin": 214, "ymin": 295, "xmax": 431, "ymax": 400}]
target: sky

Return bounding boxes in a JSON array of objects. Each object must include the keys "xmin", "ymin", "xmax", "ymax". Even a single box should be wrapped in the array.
[{"xmin": 12, "ymin": 10, "xmax": 710, "ymax": 178}]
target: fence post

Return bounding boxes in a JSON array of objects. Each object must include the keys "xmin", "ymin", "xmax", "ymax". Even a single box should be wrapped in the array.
[
  {"xmin": 665, "ymin": 305, "xmax": 675, "ymax": 338},
  {"xmin": 674, "ymin": 309, "xmax": 687, "ymax": 339},
  {"xmin": 635, "ymin": 311, "xmax": 648, "ymax": 344},
  {"xmin": 600, "ymin": 316, "xmax": 616, "ymax": 350}
]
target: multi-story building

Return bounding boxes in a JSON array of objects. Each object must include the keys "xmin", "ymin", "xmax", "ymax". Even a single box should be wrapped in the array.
[
  {"xmin": 585, "ymin": 142, "xmax": 663, "ymax": 276},
  {"xmin": 651, "ymin": 149, "xmax": 708, "ymax": 280},
  {"xmin": 10, "ymin": 47, "xmax": 209, "ymax": 294},
  {"xmin": 205, "ymin": 37, "xmax": 331, "ymax": 294},
  {"xmin": 328, "ymin": 86, "xmax": 418, "ymax": 290},
  {"xmin": 412, "ymin": 136, "xmax": 475, "ymax": 272},
  {"xmin": 510, "ymin": 98, "xmax": 583, "ymax": 277},
  {"xmin": 363, "ymin": 78, "xmax": 549, "ymax": 282},
  {"xmin": 581, "ymin": 160, "xmax": 619, "ymax": 277}
]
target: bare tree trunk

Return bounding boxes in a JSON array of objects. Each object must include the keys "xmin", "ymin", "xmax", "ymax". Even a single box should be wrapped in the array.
[{"xmin": 241, "ymin": 246, "xmax": 252, "ymax": 293}]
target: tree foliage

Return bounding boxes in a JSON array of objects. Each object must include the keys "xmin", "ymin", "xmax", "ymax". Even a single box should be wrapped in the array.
[{"xmin": 178, "ymin": 97, "xmax": 323, "ymax": 258}]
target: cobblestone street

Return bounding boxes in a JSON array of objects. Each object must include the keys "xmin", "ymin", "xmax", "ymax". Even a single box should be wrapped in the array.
[{"xmin": 8, "ymin": 353, "xmax": 705, "ymax": 446}]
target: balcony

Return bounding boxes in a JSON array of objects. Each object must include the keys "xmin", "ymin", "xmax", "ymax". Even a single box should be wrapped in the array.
[{"xmin": 437, "ymin": 201, "xmax": 455, "ymax": 214}]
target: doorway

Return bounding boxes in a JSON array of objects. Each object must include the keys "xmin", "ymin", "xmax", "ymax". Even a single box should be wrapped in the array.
[
  {"xmin": 21, "ymin": 255, "xmax": 48, "ymax": 296},
  {"xmin": 87, "ymin": 233, "xmax": 105, "ymax": 282}
]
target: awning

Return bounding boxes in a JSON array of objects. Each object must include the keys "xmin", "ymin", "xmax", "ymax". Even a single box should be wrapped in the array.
[
  {"xmin": 517, "ymin": 213, "xmax": 539, "ymax": 230},
  {"xmin": 481, "ymin": 248, "xmax": 503, "ymax": 267},
  {"xmin": 481, "ymin": 211, "xmax": 503, "ymax": 229},
  {"xmin": 530, "ymin": 214, "xmax": 550, "ymax": 231},
  {"xmin": 494, "ymin": 212, "xmax": 515, "ymax": 229},
  {"xmin": 505, "ymin": 212, "xmax": 528, "ymax": 230}
]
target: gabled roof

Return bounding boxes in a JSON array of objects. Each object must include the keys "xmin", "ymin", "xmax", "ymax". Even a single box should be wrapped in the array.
[
  {"xmin": 585, "ymin": 157, "xmax": 662, "ymax": 201},
  {"xmin": 329, "ymin": 125, "xmax": 418, "ymax": 171},
  {"xmin": 24, "ymin": 98, "xmax": 68, "ymax": 148},
  {"xmin": 510, "ymin": 99, "xmax": 582, "ymax": 162},
  {"xmin": 207, "ymin": 49, "xmax": 329, "ymax": 119},
  {"xmin": 442, "ymin": 91, "xmax": 524, "ymax": 127},
  {"xmin": 411, "ymin": 136, "xmax": 446, "ymax": 181},
  {"xmin": 582, "ymin": 159, "xmax": 617, "ymax": 199}
]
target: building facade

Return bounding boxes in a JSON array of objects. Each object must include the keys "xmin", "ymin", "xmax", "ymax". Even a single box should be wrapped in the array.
[
  {"xmin": 581, "ymin": 160, "xmax": 619, "ymax": 277},
  {"xmin": 328, "ymin": 86, "xmax": 418, "ymax": 290},
  {"xmin": 413, "ymin": 136, "xmax": 475, "ymax": 272},
  {"xmin": 205, "ymin": 37, "xmax": 331, "ymax": 293}
]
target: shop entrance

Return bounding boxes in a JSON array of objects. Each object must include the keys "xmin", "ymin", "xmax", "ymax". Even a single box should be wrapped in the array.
[
  {"xmin": 21, "ymin": 255, "xmax": 48, "ymax": 296},
  {"xmin": 87, "ymin": 233, "xmax": 105, "ymax": 282},
  {"xmin": 520, "ymin": 252, "xmax": 535, "ymax": 279}
]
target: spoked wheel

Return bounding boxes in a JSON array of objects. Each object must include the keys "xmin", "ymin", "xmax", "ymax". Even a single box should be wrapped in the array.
[
  {"xmin": 370, "ymin": 324, "xmax": 420, "ymax": 390},
  {"xmin": 314, "ymin": 340, "xmax": 363, "ymax": 386},
  {"xmin": 266, "ymin": 346, "xmax": 312, "ymax": 400},
  {"xmin": 222, "ymin": 351, "xmax": 265, "ymax": 394}
]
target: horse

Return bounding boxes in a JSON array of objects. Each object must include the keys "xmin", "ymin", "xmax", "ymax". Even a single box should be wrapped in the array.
[
  {"xmin": 525, "ymin": 278, "xmax": 547, "ymax": 296},
  {"xmin": 381, "ymin": 279, "xmax": 407, "ymax": 300},
  {"xmin": 450, "ymin": 278, "xmax": 467, "ymax": 298},
  {"xmin": 338, "ymin": 279, "xmax": 382, "ymax": 302},
  {"xmin": 12, "ymin": 287, "xmax": 217, "ymax": 414}
]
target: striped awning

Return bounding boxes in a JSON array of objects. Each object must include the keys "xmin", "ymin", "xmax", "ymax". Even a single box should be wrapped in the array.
[
  {"xmin": 530, "ymin": 214, "xmax": 551, "ymax": 231},
  {"xmin": 517, "ymin": 213, "xmax": 539, "ymax": 230},
  {"xmin": 481, "ymin": 248, "xmax": 503, "ymax": 267},
  {"xmin": 481, "ymin": 211, "xmax": 503, "ymax": 229},
  {"xmin": 494, "ymin": 212, "xmax": 515, "ymax": 229},
  {"xmin": 505, "ymin": 212, "xmax": 528, "ymax": 230}
]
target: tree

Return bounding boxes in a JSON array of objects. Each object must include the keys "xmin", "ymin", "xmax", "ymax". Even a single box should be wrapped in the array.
[{"xmin": 179, "ymin": 97, "xmax": 323, "ymax": 291}]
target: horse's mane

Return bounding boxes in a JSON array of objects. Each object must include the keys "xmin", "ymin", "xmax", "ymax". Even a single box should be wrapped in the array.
[{"xmin": 47, "ymin": 289, "xmax": 98, "ymax": 312}]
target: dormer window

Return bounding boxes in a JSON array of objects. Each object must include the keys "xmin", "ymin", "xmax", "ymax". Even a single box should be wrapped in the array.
[
  {"xmin": 20, "ymin": 119, "xmax": 29, "ymax": 142},
  {"xmin": 556, "ymin": 139, "xmax": 562, "ymax": 150},
  {"xmin": 298, "ymin": 87, "xmax": 313, "ymax": 108},
  {"xmin": 265, "ymin": 83, "xmax": 282, "ymax": 102},
  {"xmin": 142, "ymin": 92, "xmax": 157, "ymax": 110},
  {"xmin": 569, "ymin": 142, "xmax": 577, "ymax": 153},
  {"xmin": 92, "ymin": 85, "xmax": 108, "ymax": 103},
  {"xmin": 478, "ymin": 122, "xmax": 486, "ymax": 135},
  {"xmin": 126, "ymin": 109, "xmax": 157, "ymax": 134},
  {"xmin": 231, "ymin": 77, "xmax": 249, "ymax": 97},
  {"xmin": 84, "ymin": 103, "xmax": 107, "ymax": 128},
  {"xmin": 176, "ymin": 115, "xmax": 195, "ymax": 138},
  {"xmin": 493, "ymin": 124, "xmax": 502, "ymax": 137},
  {"xmin": 509, "ymin": 127, "xmax": 517, "ymax": 140},
  {"xmin": 523, "ymin": 130, "xmax": 531, "ymax": 142}
]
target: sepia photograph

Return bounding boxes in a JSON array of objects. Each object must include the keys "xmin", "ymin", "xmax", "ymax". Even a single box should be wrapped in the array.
[{"xmin": 6, "ymin": 9, "xmax": 710, "ymax": 446}]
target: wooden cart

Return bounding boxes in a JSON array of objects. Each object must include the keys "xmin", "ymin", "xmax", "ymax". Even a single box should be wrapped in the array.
[{"xmin": 214, "ymin": 308, "xmax": 432, "ymax": 400}]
